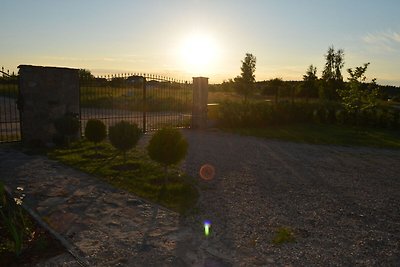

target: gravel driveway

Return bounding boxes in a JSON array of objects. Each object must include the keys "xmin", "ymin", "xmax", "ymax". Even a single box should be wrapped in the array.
[{"xmin": 180, "ymin": 130, "xmax": 400, "ymax": 266}]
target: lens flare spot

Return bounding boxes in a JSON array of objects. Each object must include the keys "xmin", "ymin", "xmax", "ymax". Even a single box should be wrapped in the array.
[
  {"xmin": 204, "ymin": 220, "xmax": 211, "ymax": 237},
  {"xmin": 199, "ymin": 164, "xmax": 215, "ymax": 181}
]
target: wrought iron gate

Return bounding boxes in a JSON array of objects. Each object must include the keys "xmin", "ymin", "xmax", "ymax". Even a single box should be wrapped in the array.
[
  {"xmin": 80, "ymin": 73, "xmax": 192, "ymax": 133},
  {"xmin": 0, "ymin": 68, "xmax": 20, "ymax": 143}
]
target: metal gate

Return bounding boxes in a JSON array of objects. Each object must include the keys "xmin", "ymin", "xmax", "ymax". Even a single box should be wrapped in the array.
[
  {"xmin": 0, "ymin": 68, "xmax": 20, "ymax": 143},
  {"xmin": 80, "ymin": 73, "xmax": 192, "ymax": 133}
]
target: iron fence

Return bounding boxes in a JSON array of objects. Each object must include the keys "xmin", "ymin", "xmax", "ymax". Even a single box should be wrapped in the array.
[
  {"xmin": 0, "ymin": 67, "xmax": 20, "ymax": 143},
  {"xmin": 80, "ymin": 73, "xmax": 192, "ymax": 133}
]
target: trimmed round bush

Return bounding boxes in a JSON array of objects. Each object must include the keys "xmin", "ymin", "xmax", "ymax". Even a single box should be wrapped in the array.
[
  {"xmin": 85, "ymin": 119, "xmax": 106, "ymax": 144},
  {"xmin": 54, "ymin": 113, "xmax": 80, "ymax": 137},
  {"xmin": 147, "ymin": 127, "xmax": 188, "ymax": 166},
  {"xmin": 109, "ymin": 121, "xmax": 142, "ymax": 153},
  {"xmin": 53, "ymin": 113, "xmax": 80, "ymax": 146}
]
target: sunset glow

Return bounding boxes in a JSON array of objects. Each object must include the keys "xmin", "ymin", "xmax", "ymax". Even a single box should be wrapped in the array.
[
  {"xmin": 180, "ymin": 34, "xmax": 219, "ymax": 75},
  {"xmin": 0, "ymin": 1, "xmax": 399, "ymax": 85}
]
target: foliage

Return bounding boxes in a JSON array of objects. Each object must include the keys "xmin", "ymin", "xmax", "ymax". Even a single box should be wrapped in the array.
[
  {"xmin": 48, "ymin": 140, "xmax": 197, "ymax": 213},
  {"xmin": 320, "ymin": 46, "xmax": 345, "ymax": 100},
  {"xmin": 300, "ymin": 65, "xmax": 319, "ymax": 99},
  {"xmin": 217, "ymin": 99, "xmax": 400, "ymax": 131},
  {"xmin": 0, "ymin": 183, "xmax": 28, "ymax": 256},
  {"xmin": 109, "ymin": 121, "xmax": 142, "ymax": 159},
  {"xmin": 235, "ymin": 53, "xmax": 256, "ymax": 101},
  {"xmin": 147, "ymin": 127, "xmax": 188, "ymax": 167},
  {"xmin": 218, "ymin": 100, "xmax": 329, "ymax": 128},
  {"xmin": 53, "ymin": 113, "xmax": 80, "ymax": 146},
  {"xmin": 79, "ymin": 69, "xmax": 94, "ymax": 80},
  {"xmin": 54, "ymin": 113, "xmax": 80, "ymax": 137},
  {"xmin": 272, "ymin": 227, "xmax": 296, "ymax": 244},
  {"xmin": 337, "ymin": 63, "xmax": 379, "ymax": 117},
  {"xmin": 84, "ymin": 119, "xmax": 107, "ymax": 144}
]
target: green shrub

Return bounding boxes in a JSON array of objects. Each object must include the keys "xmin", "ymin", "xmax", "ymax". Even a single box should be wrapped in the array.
[
  {"xmin": 376, "ymin": 109, "xmax": 389, "ymax": 128},
  {"xmin": 387, "ymin": 110, "xmax": 400, "ymax": 129},
  {"xmin": 312, "ymin": 109, "xmax": 322, "ymax": 123},
  {"xmin": 335, "ymin": 109, "xmax": 346, "ymax": 125},
  {"xmin": 272, "ymin": 227, "xmax": 296, "ymax": 244},
  {"xmin": 147, "ymin": 127, "xmax": 188, "ymax": 167},
  {"xmin": 109, "ymin": 121, "xmax": 142, "ymax": 159},
  {"xmin": 218, "ymin": 101, "xmax": 328, "ymax": 128},
  {"xmin": 84, "ymin": 119, "xmax": 107, "ymax": 144},
  {"xmin": 53, "ymin": 113, "xmax": 80, "ymax": 145}
]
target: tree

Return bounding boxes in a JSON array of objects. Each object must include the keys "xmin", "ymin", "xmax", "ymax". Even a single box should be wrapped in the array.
[
  {"xmin": 147, "ymin": 127, "xmax": 188, "ymax": 200},
  {"xmin": 147, "ymin": 127, "xmax": 188, "ymax": 168},
  {"xmin": 235, "ymin": 53, "xmax": 256, "ymax": 102},
  {"xmin": 300, "ymin": 65, "xmax": 319, "ymax": 100},
  {"xmin": 79, "ymin": 69, "xmax": 94, "ymax": 80},
  {"xmin": 269, "ymin": 78, "xmax": 284, "ymax": 103},
  {"xmin": 79, "ymin": 69, "xmax": 95, "ymax": 86},
  {"xmin": 337, "ymin": 62, "xmax": 379, "ymax": 115},
  {"xmin": 320, "ymin": 46, "xmax": 345, "ymax": 100},
  {"xmin": 84, "ymin": 119, "xmax": 107, "ymax": 151},
  {"xmin": 109, "ymin": 121, "xmax": 142, "ymax": 162},
  {"xmin": 53, "ymin": 112, "xmax": 80, "ymax": 146}
]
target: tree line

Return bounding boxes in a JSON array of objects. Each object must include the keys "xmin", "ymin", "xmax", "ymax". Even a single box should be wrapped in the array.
[{"xmin": 210, "ymin": 46, "xmax": 400, "ymax": 103}]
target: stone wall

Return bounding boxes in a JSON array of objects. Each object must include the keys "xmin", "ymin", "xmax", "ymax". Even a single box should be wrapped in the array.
[
  {"xmin": 18, "ymin": 65, "xmax": 80, "ymax": 145},
  {"xmin": 192, "ymin": 77, "xmax": 208, "ymax": 129}
]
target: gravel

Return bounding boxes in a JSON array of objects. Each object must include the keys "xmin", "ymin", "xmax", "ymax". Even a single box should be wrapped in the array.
[{"xmin": 180, "ymin": 129, "xmax": 400, "ymax": 266}]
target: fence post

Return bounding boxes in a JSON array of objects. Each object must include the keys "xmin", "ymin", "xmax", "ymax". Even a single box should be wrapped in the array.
[
  {"xmin": 18, "ymin": 65, "xmax": 80, "ymax": 146},
  {"xmin": 192, "ymin": 77, "xmax": 208, "ymax": 129},
  {"xmin": 142, "ymin": 76, "xmax": 147, "ymax": 133}
]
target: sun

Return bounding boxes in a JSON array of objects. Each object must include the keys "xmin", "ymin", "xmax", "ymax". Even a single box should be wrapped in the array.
[{"xmin": 180, "ymin": 34, "xmax": 218, "ymax": 74}]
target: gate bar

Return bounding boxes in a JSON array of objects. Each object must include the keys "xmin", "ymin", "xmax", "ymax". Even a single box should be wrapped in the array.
[{"xmin": 142, "ymin": 77, "xmax": 146, "ymax": 133}]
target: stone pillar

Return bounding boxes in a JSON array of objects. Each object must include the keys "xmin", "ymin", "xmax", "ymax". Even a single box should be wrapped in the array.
[
  {"xmin": 18, "ymin": 65, "xmax": 80, "ymax": 145},
  {"xmin": 192, "ymin": 77, "xmax": 208, "ymax": 129}
]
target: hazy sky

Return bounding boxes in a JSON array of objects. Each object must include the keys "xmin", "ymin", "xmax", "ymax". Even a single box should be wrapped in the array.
[{"xmin": 1, "ymin": 0, "xmax": 399, "ymax": 85}]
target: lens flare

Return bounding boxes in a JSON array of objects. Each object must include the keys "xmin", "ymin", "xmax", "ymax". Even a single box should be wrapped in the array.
[
  {"xmin": 199, "ymin": 164, "xmax": 215, "ymax": 181},
  {"xmin": 204, "ymin": 220, "xmax": 211, "ymax": 237}
]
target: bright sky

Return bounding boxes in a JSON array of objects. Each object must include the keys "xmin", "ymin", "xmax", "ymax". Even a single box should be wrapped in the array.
[{"xmin": 1, "ymin": 0, "xmax": 399, "ymax": 85}]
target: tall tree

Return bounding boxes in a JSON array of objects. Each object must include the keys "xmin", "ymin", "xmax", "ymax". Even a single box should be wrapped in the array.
[
  {"xmin": 269, "ymin": 78, "xmax": 284, "ymax": 103},
  {"xmin": 301, "ymin": 64, "xmax": 318, "ymax": 100},
  {"xmin": 235, "ymin": 53, "xmax": 256, "ymax": 102},
  {"xmin": 321, "ymin": 46, "xmax": 344, "ymax": 100},
  {"xmin": 337, "ymin": 62, "xmax": 379, "ymax": 114}
]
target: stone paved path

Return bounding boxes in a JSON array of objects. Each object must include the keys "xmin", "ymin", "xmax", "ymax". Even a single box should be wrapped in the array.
[{"xmin": 0, "ymin": 145, "xmax": 228, "ymax": 267}]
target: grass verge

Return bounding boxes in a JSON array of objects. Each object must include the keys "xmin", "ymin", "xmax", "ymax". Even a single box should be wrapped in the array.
[
  {"xmin": 47, "ymin": 140, "xmax": 198, "ymax": 214},
  {"xmin": 231, "ymin": 124, "xmax": 400, "ymax": 149}
]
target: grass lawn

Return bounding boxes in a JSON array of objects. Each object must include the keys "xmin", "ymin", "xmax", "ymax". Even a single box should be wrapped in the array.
[
  {"xmin": 231, "ymin": 124, "xmax": 400, "ymax": 149},
  {"xmin": 47, "ymin": 140, "xmax": 198, "ymax": 214}
]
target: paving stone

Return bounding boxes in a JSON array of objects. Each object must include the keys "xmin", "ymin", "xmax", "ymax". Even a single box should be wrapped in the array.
[{"xmin": 38, "ymin": 197, "xmax": 67, "ymax": 207}]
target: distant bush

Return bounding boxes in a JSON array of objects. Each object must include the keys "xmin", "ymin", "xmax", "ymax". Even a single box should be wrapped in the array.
[
  {"xmin": 218, "ymin": 101, "xmax": 324, "ymax": 127},
  {"xmin": 391, "ymin": 95, "xmax": 400, "ymax": 102},
  {"xmin": 84, "ymin": 119, "xmax": 106, "ymax": 144},
  {"xmin": 216, "ymin": 100, "xmax": 400, "ymax": 130},
  {"xmin": 109, "ymin": 121, "xmax": 142, "ymax": 160}
]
